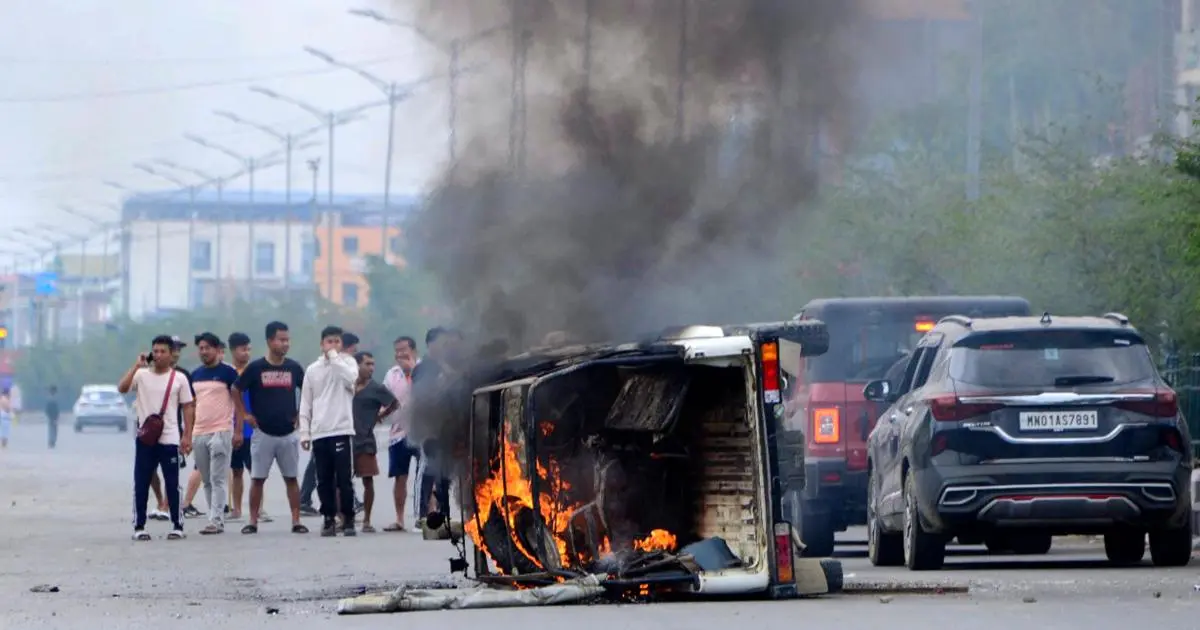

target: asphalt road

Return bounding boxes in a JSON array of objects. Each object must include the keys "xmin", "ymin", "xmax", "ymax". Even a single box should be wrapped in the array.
[{"xmin": 3, "ymin": 420, "xmax": 1200, "ymax": 629}]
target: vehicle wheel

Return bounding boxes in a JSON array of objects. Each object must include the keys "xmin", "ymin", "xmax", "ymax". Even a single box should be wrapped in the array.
[
  {"xmin": 1103, "ymin": 530, "xmax": 1146, "ymax": 566},
  {"xmin": 867, "ymin": 471, "xmax": 904, "ymax": 566},
  {"xmin": 1148, "ymin": 526, "xmax": 1192, "ymax": 567},
  {"xmin": 792, "ymin": 497, "xmax": 836, "ymax": 558},
  {"xmin": 819, "ymin": 558, "xmax": 844, "ymax": 594},
  {"xmin": 1009, "ymin": 534, "xmax": 1052, "ymax": 555},
  {"xmin": 74, "ymin": 424, "xmax": 82, "ymax": 433},
  {"xmin": 902, "ymin": 474, "xmax": 945, "ymax": 571}
]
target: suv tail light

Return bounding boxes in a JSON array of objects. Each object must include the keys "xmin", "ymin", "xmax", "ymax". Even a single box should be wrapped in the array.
[
  {"xmin": 1114, "ymin": 390, "xmax": 1178, "ymax": 418},
  {"xmin": 1159, "ymin": 426, "xmax": 1186, "ymax": 454},
  {"xmin": 928, "ymin": 394, "xmax": 1002, "ymax": 422},
  {"xmin": 812, "ymin": 407, "xmax": 841, "ymax": 444}
]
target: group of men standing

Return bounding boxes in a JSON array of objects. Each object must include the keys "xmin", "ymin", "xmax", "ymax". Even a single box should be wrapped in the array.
[{"xmin": 121, "ymin": 320, "xmax": 459, "ymax": 540}]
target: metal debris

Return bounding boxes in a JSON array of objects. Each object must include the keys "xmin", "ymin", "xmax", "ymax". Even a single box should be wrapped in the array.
[{"xmin": 337, "ymin": 574, "xmax": 608, "ymax": 615}]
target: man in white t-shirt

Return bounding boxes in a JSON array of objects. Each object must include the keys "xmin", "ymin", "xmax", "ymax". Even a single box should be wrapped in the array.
[
  {"xmin": 118, "ymin": 334, "xmax": 196, "ymax": 540},
  {"xmin": 381, "ymin": 335, "xmax": 419, "ymax": 532}
]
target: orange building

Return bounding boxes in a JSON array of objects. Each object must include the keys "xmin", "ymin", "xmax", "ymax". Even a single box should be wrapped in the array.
[{"xmin": 313, "ymin": 219, "xmax": 404, "ymax": 308}]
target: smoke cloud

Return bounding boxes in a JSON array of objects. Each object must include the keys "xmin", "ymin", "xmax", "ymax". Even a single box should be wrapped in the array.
[{"xmin": 401, "ymin": 0, "xmax": 865, "ymax": 350}]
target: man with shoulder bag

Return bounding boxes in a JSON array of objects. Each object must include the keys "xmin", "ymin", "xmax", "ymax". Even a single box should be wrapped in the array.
[{"xmin": 118, "ymin": 335, "xmax": 195, "ymax": 541}]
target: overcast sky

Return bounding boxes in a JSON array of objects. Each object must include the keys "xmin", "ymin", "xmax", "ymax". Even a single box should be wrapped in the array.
[{"xmin": 0, "ymin": 0, "xmax": 450, "ymax": 252}]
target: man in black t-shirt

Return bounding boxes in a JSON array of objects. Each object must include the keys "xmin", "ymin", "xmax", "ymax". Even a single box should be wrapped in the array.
[{"xmin": 231, "ymin": 321, "xmax": 308, "ymax": 535}]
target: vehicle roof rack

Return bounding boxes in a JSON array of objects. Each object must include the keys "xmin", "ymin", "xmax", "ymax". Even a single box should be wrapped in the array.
[
  {"xmin": 1102, "ymin": 312, "xmax": 1130, "ymax": 326},
  {"xmin": 938, "ymin": 315, "xmax": 972, "ymax": 327}
]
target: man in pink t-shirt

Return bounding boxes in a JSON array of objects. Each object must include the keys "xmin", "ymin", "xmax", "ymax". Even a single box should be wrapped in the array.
[
  {"xmin": 188, "ymin": 332, "xmax": 242, "ymax": 534},
  {"xmin": 381, "ymin": 335, "xmax": 419, "ymax": 532}
]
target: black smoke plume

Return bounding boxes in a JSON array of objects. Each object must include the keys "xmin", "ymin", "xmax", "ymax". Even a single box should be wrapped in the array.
[{"xmin": 397, "ymin": 0, "xmax": 866, "ymax": 467}]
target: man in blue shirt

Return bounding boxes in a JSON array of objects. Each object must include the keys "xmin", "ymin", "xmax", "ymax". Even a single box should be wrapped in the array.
[{"xmin": 226, "ymin": 332, "xmax": 258, "ymax": 522}]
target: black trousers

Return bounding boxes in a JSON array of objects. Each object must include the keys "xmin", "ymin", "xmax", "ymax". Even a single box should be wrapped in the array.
[
  {"xmin": 301, "ymin": 456, "xmax": 359, "ymax": 506},
  {"xmin": 419, "ymin": 474, "xmax": 451, "ymax": 517},
  {"xmin": 313, "ymin": 435, "xmax": 354, "ymax": 522},
  {"xmin": 133, "ymin": 441, "xmax": 182, "ymax": 529}
]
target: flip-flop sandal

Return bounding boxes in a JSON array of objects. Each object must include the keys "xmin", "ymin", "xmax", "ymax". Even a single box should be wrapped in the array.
[
  {"xmin": 382, "ymin": 523, "xmax": 406, "ymax": 532},
  {"xmin": 361, "ymin": 524, "xmax": 376, "ymax": 533},
  {"xmin": 241, "ymin": 524, "xmax": 258, "ymax": 534},
  {"xmin": 291, "ymin": 523, "xmax": 309, "ymax": 534}
]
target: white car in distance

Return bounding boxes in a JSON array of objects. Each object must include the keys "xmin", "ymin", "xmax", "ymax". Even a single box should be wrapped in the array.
[{"xmin": 73, "ymin": 384, "xmax": 131, "ymax": 433}]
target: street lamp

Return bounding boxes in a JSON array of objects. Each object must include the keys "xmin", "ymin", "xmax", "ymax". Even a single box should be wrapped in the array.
[
  {"xmin": 348, "ymin": 9, "xmax": 508, "ymax": 166},
  {"xmin": 134, "ymin": 163, "xmax": 195, "ymax": 311},
  {"xmin": 301, "ymin": 49, "xmax": 451, "ymax": 262},
  {"xmin": 55, "ymin": 205, "xmax": 105, "ymax": 342}
]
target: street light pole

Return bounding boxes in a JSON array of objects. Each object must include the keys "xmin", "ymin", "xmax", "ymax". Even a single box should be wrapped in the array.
[
  {"xmin": 134, "ymin": 163, "xmax": 192, "ymax": 311},
  {"xmin": 57, "ymin": 205, "xmax": 104, "ymax": 342}
]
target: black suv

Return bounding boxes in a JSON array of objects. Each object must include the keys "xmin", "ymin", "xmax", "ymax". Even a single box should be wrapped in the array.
[{"xmin": 862, "ymin": 312, "xmax": 1192, "ymax": 570}]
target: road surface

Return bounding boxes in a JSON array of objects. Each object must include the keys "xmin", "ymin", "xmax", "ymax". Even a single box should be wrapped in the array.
[{"xmin": 2, "ymin": 420, "xmax": 1198, "ymax": 629}]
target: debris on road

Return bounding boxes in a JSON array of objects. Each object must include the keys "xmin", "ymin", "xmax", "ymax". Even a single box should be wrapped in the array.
[
  {"xmin": 842, "ymin": 581, "xmax": 969, "ymax": 595},
  {"xmin": 337, "ymin": 574, "xmax": 608, "ymax": 614},
  {"xmin": 29, "ymin": 584, "xmax": 59, "ymax": 593}
]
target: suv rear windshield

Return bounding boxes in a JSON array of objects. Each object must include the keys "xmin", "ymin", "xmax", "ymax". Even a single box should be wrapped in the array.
[
  {"xmin": 809, "ymin": 319, "xmax": 925, "ymax": 382},
  {"xmin": 82, "ymin": 391, "xmax": 123, "ymax": 403},
  {"xmin": 950, "ymin": 329, "xmax": 1156, "ymax": 388}
]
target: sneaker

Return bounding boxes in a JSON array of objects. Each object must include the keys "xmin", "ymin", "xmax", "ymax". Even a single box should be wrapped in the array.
[
  {"xmin": 320, "ymin": 519, "xmax": 337, "ymax": 537},
  {"xmin": 167, "ymin": 528, "xmax": 185, "ymax": 540},
  {"xmin": 132, "ymin": 529, "xmax": 152, "ymax": 541},
  {"xmin": 183, "ymin": 505, "xmax": 203, "ymax": 519},
  {"xmin": 260, "ymin": 510, "xmax": 275, "ymax": 523},
  {"xmin": 149, "ymin": 510, "xmax": 170, "ymax": 521},
  {"xmin": 199, "ymin": 523, "xmax": 224, "ymax": 535},
  {"xmin": 354, "ymin": 499, "xmax": 364, "ymax": 514},
  {"xmin": 299, "ymin": 505, "xmax": 320, "ymax": 517},
  {"xmin": 342, "ymin": 525, "xmax": 357, "ymax": 537}
]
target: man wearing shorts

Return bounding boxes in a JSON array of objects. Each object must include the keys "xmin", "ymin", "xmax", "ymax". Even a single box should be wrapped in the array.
[
  {"xmin": 232, "ymin": 321, "xmax": 307, "ymax": 534},
  {"xmin": 350, "ymin": 351, "xmax": 398, "ymax": 533},
  {"xmin": 382, "ymin": 336, "xmax": 419, "ymax": 531}
]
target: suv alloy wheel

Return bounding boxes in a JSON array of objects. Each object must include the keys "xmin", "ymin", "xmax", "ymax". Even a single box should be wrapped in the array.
[
  {"xmin": 902, "ymin": 474, "xmax": 945, "ymax": 570},
  {"xmin": 867, "ymin": 468, "xmax": 903, "ymax": 566}
]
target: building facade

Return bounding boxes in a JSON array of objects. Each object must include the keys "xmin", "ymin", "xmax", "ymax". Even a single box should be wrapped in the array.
[
  {"xmin": 121, "ymin": 191, "xmax": 417, "ymax": 319},
  {"xmin": 313, "ymin": 216, "xmax": 404, "ymax": 308}
]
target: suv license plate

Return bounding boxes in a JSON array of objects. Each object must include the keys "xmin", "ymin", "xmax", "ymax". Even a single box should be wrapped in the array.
[{"xmin": 1018, "ymin": 410, "xmax": 1099, "ymax": 431}]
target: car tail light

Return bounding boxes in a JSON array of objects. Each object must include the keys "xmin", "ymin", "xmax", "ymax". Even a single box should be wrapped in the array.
[
  {"xmin": 1114, "ymin": 390, "xmax": 1178, "ymax": 418},
  {"xmin": 928, "ymin": 394, "xmax": 1002, "ymax": 422},
  {"xmin": 1159, "ymin": 426, "xmax": 1186, "ymax": 454},
  {"xmin": 774, "ymin": 523, "xmax": 794, "ymax": 584},
  {"xmin": 812, "ymin": 407, "xmax": 841, "ymax": 444},
  {"xmin": 931, "ymin": 433, "xmax": 949, "ymax": 456},
  {"xmin": 761, "ymin": 342, "xmax": 780, "ymax": 402}
]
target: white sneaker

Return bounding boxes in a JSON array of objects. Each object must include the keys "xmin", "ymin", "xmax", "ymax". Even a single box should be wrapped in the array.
[
  {"xmin": 259, "ymin": 510, "xmax": 274, "ymax": 523},
  {"xmin": 149, "ymin": 509, "xmax": 170, "ymax": 521},
  {"xmin": 167, "ymin": 528, "xmax": 185, "ymax": 540},
  {"xmin": 133, "ymin": 529, "xmax": 152, "ymax": 541}
]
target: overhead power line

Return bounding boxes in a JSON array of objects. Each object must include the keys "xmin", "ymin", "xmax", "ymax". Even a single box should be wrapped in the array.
[{"xmin": 0, "ymin": 55, "xmax": 403, "ymax": 104}]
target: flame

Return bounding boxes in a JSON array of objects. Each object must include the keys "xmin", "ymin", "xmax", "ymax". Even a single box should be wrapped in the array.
[
  {"xmin": 464, "ymin": 423, "xmax": 579, "ymax": 572},
  {"xmin": 633, "ymin": 529, "xmax": 678, "ymax": 552}
]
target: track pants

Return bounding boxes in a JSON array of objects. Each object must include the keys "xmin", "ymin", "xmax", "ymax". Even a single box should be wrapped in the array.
[
  {"xmin": 133, "ymin": 441, "xmax": 182, "ymax": 530},
  {"xmin": 313, "ymin": 435, "xmax": 354, "ymax": 522}
]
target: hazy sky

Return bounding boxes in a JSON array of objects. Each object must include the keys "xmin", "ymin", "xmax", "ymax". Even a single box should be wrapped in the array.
[{"xmin": 0, "ymin": 0, "xmax": 451, "ymax": 254}]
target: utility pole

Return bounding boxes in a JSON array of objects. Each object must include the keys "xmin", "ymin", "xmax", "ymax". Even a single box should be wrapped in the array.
[{"xmin": 965, "ymin": 0, "xmax": 984, "ymax": 201}]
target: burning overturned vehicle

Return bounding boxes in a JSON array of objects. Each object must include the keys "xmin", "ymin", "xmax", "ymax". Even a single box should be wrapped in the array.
[{"xmin": 382, "ymin": 320, "xmax": 841, "ymax": 608}]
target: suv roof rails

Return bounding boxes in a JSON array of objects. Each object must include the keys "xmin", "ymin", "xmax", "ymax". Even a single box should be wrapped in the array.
[
  {"xmin": 938, "ymin": 314, "xmax": 972, "ymax": 328},
  {"xmin": 1102, "ymin": 312, "xmax": 1130, "ymax": 326}
]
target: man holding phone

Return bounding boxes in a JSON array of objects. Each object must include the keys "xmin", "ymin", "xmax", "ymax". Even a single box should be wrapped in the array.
[{"xmin": 118, "ymin": 335, "xmax": 195, "ymax": 540}]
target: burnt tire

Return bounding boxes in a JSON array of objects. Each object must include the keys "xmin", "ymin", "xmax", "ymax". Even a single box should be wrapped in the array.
[
  {"xmin": 819, "ymin": 558, "xmax": 844, "ymax": 594},
  {"xmin": 783, "ymin": 320, "xmax": 829, "ymax": 357},
  {"xmin": 902, "ymin": 474, "xmax": 945, "ymax": 571},
  {"xmin": 1148, "ymin": 526, "xmax": 1192, "ymax": 567},
  {"xmin": 867, "ymin": 472, "xmax": 903, "ymax": 566},
  {"xmin": 1009, "ymin": 534, "xmax": 1052, "ymax": 555},
  {"xmin": 1103, "ymin": 530, "xmax": 1146, "ymax": 566}
]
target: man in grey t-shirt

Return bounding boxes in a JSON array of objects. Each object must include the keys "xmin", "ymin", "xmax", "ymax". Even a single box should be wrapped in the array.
[{"xmin": 350, "ymin": 351, "xmax": 398, "ymax": 533}]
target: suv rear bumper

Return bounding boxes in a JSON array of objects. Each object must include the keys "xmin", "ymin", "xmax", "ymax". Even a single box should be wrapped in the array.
[
  {"xmin": 76, "ymin": 415, "xmax": 127, "ymax": 427},
  {"xmin": 916, "ymin": 461, "xmax": 1191, "ymax": 534}
]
